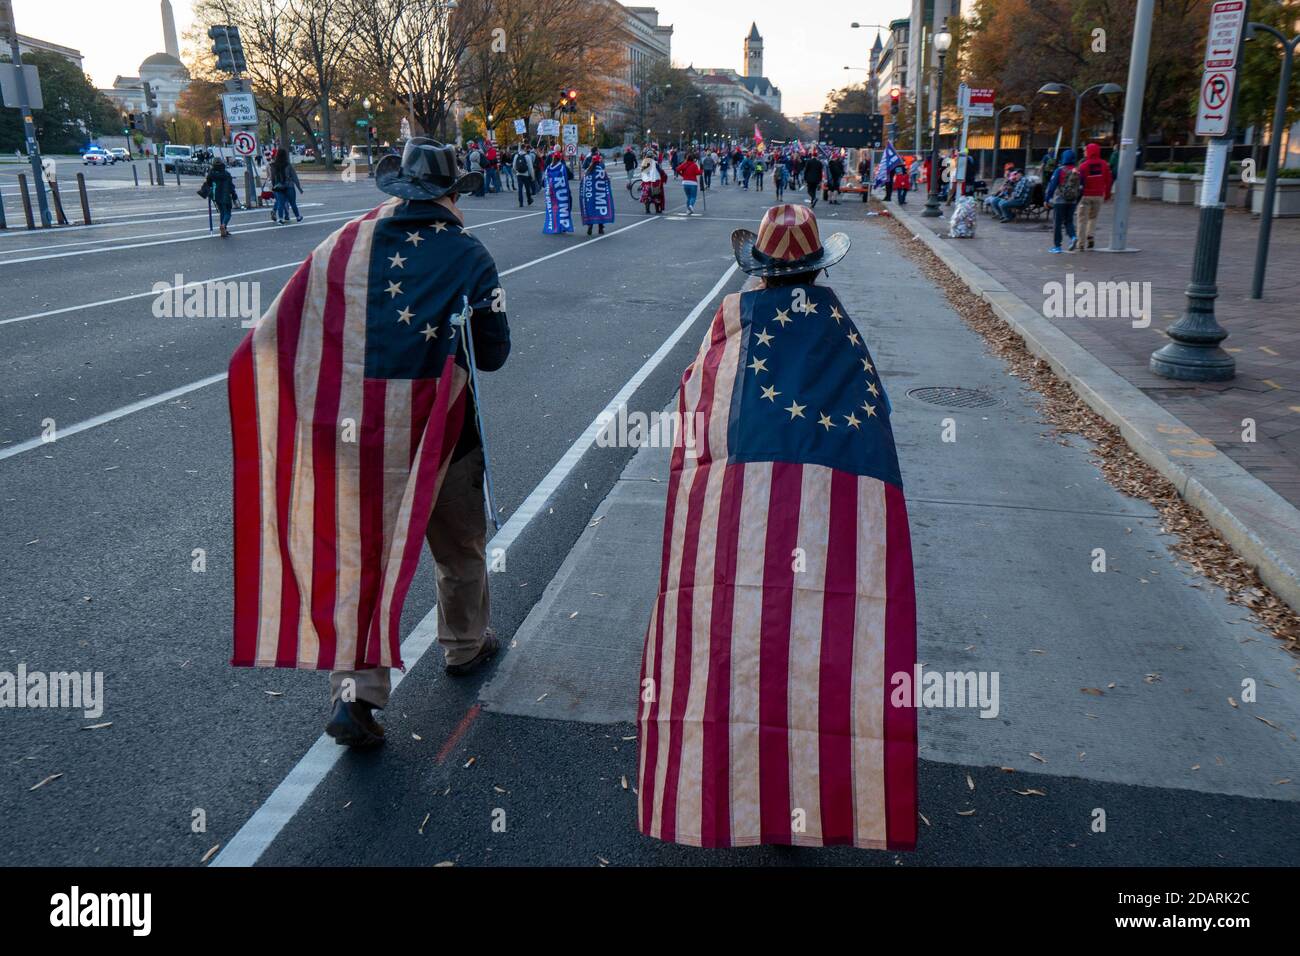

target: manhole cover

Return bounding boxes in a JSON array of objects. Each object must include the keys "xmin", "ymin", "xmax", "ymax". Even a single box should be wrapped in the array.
[{"xmin": 906, "ymin": 386, "xmax": 1001, "ymax": 409}]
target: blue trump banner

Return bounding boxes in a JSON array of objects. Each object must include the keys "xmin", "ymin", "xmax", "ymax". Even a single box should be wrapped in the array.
[
  {"xmin": 543, "ymin": 161, "xmax": 573, "ymax": 235},
  {"xmin": 874, "ymin": 142, "xmax": 903, "ymax": 188},
  {"xmin": 580, "ymin": 161, "xmax": 615, "ymax": 225}
]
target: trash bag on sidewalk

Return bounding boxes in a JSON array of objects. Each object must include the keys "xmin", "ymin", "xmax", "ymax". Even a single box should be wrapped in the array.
[{"xmin": 949, "ymin": 196, "xmax": 977, "ymax": 238}]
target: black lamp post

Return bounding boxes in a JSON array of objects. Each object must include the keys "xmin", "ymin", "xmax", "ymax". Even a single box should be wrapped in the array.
[
  {"xmin": 1036, "ymin": 81, "xmax": 1123, "ymax": 158},
  {"xmin": 922, "ymin": 23, "xmax": 952, "ymax": 218},
  {"xmin": 363, "ymin": 97, "xmax": 374, "ymax": 177},
  {"xmin": 991, "ymin": 104, "xmax": 1024, "ymax": 178}
]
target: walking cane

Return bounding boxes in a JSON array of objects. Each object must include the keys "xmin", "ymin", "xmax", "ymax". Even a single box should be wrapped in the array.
[
  {"xmin": 208, "ymin": 196, "xmax": 214, "ymax": 233},
  {"xmin": 451, "ymin": 295, "xmax": 501, "ymax": 532}
]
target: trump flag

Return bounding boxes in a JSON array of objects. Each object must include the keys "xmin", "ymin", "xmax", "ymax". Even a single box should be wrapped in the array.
[{"xmin": 637, "ymin": 284, "xmax": 917, "ymax": 850}]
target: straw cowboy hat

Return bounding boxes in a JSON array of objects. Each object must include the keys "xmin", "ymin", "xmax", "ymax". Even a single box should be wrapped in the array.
[{"xmin": 730, "ymin": 204, "xmax": 850, "ymax": 277}]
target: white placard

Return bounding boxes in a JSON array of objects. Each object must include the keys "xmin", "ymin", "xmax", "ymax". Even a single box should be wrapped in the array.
[
  {"xmin": 513, "ymin": 118, "xmax": 527, "ymax": 135},
  {"xmin": 1199, "ymin": 140, "xmax": 1230, "ymax": 207},
  {"xmin": 222, "ymin": 92, "xmax": 258, "ymax": 127},
  {"xmin": 537, "ymin": 118, "xmax": 560, "ymax": 136},
  {"xmin": 1203, "ymin": 0, "xmax": 1246, "ymax": 70}
]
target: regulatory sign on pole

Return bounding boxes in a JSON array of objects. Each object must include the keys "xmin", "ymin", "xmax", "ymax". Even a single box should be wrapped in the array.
[
  {"xmin": 562, "ymin": 124, "xmax": 578, "ymax": 146},
  {"xmin": 563, "ymin": 142, "xmax": 577, "ymax": 157},
  {"xmin": 232, "ymin": 130, "xmax": 258, "ymax": 156},
  {"xmin": 1203, "ymin": 0, "xmax": 1246, "ymax": 69},
  {"xmin": 964, "ymin": 88, "xmax": 995, "ymax": 118},
  {"xmin": 0, "ymin": 63, "xmax": 41, "ymax": 109},
  {"xmin": 221, "ymin": 92, "xmax": 257, "ymax": 127},
  {"xmin": 1195, "ymin": 68, "xmax": 1235, "ymax": 137}
]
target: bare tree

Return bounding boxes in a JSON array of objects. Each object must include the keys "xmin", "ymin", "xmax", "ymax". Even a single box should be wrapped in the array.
[
  {"xmin": 193, "ymin": 0, "xmax": 309, "ymax": 148},
  {"xmin": 288, "ymin": 0, "xmax": 357, "ymax": 167}
]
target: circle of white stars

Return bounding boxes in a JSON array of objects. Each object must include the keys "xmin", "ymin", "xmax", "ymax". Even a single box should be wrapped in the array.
[{"xmin": 750, "ymin": 298, "xmax": 883, "ymax": 430}]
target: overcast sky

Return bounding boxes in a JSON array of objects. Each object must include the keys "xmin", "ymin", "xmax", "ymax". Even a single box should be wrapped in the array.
[{"xmin": 15, "ymin": 0, "xmax": 907, "ymax": 116}]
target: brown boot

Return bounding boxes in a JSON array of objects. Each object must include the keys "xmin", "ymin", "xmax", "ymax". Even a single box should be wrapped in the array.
[{"xmin": 445, "ymin": 630, "xmax": 500, "ymax": 677}]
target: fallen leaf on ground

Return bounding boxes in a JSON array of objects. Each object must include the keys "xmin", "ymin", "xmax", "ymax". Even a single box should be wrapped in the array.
[{"xmin": 1081, "ymin": 687, "xmax": 1104, "ymax": 696}]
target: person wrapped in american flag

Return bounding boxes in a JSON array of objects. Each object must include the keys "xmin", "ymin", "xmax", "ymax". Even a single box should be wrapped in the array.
[
  {"xmin": 227, "ymin": 139, "xmax": 509, "ymax": 749},
  {"xmin": 637, "ymin": 203, "xmax": 918, "ymax": 850}
]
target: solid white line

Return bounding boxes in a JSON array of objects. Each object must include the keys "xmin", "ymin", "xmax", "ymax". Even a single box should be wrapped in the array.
[
  {"xmin": 0, "ymin": 373, "xmax": 228, "ymax": 462},
  {"xmin": 211, "ymin": 257, "xmax": 737, "ymax": 867},
  {"xmin": 0, "ymin": 211, "xmax": 542, "ymax": 328},
  {"xmin": 0, "ymin": 209, "xmax": 377, "ymax": 265},
  {"xmin": 0, "ymin": 203, "xmax": 328, "ymax": 245}
]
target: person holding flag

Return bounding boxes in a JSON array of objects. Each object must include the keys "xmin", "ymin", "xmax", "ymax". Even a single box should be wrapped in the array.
[
  {"xmin": 541, "ymin": 149, "xmax": 574, "ymax": 235},
  {"xmin": 580, "ymin": 148, "xmax": 615, "ymax": 235},
  {"xmin": 874, "ymin": 141, "xmax": 904, "ymax": 202},
  {"xmin": 637, "ymin": 203, "xmax": 918, "ymax": 850}
]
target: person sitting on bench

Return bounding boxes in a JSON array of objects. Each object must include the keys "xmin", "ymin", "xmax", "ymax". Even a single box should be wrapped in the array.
[{"xmin": 991, "ymin": 171, "xmax": 1031, "ymax": 222}]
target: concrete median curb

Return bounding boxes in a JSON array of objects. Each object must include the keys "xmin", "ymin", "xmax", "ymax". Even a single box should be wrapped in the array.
[{"xmin": 890, "ymin": 203, "xmax": 1300, "ymax": 614}]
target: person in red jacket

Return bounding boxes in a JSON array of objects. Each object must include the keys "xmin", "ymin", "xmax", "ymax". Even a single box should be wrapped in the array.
[
  {"xmin": 677, "ymin": 152, "xmax": 702, "ymax": 215},
  {"xmin": 893, "ymin": 165, "xmax": 911, "ymax": 205},
  {"xmin": 1074, "ymin": 142, "xmax": 1114, "ymax": 251}
]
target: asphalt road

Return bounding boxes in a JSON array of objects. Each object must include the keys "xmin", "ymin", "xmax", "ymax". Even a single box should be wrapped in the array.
[{"xmin": 1, "ymin": 163, "xmax": 1295, "ymax": 867}]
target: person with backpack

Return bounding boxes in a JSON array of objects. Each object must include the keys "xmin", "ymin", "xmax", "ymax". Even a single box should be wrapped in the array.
[
  {"xmin": 513, "ymin": 145, "xmax": 535, "ymax": 206},
  {"xmin": 753, "ymin": 152, "xmax": 765, "ymax": 191},
  {"xmin": 773, "ymin": 157, "xmax": 788, "ymax": 200},
  {"xmin": 1043, "ymin": 148, "xmax": 1079, "ymax": 253},
  {"xmin": 198, "ymin": 158, "xmax": 237, "ymax": 237},
  {"xmin": 1074, "ymin": 142, "xmax": 1114, "ymax": 251}
]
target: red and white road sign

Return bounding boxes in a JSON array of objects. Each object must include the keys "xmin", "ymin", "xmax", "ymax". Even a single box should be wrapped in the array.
[
  {"xmin": 1203, "ymin": 0, "xmax": 1246, "ymax": 70},
  {"xmin": 563, "ymin": 142, "xmax": 577, "ymax": 157},
  {"xmin": 964, "ymin": 88, "xmax": 995, "ymax": 118},
  {"xmin": 232, "ymin": 130, "xmax": 258, "ymax": 156},
  {"xmin": 1195, "ymin": 68, "xmax": 1235, "ymax": 137}
]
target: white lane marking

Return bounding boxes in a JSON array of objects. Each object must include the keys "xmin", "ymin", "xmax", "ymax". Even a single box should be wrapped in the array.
[
  {"xmin": 211, "ymin": 257, "xmax": 737, "ymax": 867},
  {"xmin": 0, "ymin": 211, "xmax": 542, "ymax": 328},
  {"xmin": 0, "ymin": 203, "xmax": 329, "ymax": 246},
  {"xmin": 0, "ymin": 209, "xmax": 379, "ymax": 265},
  {"xmin": 0, "ymin": 374, "xmax": 227, "ymax": 462}
]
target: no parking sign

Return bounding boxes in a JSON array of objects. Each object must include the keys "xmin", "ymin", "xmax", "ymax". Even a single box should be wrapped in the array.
[{"xmin": 233, "ymin": 130, "xmax": 258, "ymax": 157}]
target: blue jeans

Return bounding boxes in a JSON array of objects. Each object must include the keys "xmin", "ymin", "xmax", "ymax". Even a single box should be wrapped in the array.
[
  {"xmin": 486, "ymin": 167, "xmax": 501, "ymax": 193},
  {"xmin": 273, "ymin": 186, "xmax": 299, "ymax": 220},
  {"xmin": 1053, "ymin": 202, "xmax": 1077, "ymax": 247},
  {"xmin": 683, "ymin": 182, "xmax": 698, "ymax": 209},
  {"xmin": 720, "ymin": 166, "xmax": 729, "ymax": 183},
  {"xmin": 216, "ymin": 200, "xmax": 233, "ymax": 227}
]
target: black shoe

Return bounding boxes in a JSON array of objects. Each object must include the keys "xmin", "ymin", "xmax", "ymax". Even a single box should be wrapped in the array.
[
  {"xmin": 325, "ymin": 699, "xmax": 385, "ymax": 749},
  {"xmin": 587, "ymin": 224, "xmax": 593, "ymax": 235},
  {"xmin": 598, "ymin": 224, "xmax": 605, "ymax": 234},
  {"xmin": 1087, "ymin": 236, "xmax": 1095, "ymax": 249},
  {"xmin": 445, "ymin": 631, "xmax": 500, "ymax": 677}
]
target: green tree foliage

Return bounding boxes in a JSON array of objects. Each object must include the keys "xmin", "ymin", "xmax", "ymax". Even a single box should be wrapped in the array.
[{"xmin": 0, "ymin": 51, "xmax": 122, "ymax": 153}]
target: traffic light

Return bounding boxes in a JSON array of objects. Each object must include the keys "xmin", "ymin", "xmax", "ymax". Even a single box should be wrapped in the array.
[
  {"xmin": 142, "ymin": 82, "xmax": 157, "ymax": 111},
  {"xmin": 209, "ymin": 24, "xmax": 247, "ymax": 74},
  {"xmin": 889, "ymin": 88, "xmax": 901, "ymax": 115}
]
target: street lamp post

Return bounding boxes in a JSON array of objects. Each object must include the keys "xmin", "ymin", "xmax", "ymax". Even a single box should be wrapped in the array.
[
  {"xmin": 1244, "ymin": 22, "xmax": 1300, "ymax": 299},
  {"xmin": 991, "ymin": 104, "xmax": 1025, "ymax": 178},
  {"xmin": 1037, "ymin": 81, "xmax": 1123, "ymax": 158},
  {"xmin": 363, "ymin": 96, "xmax": 374, "ymax": 178},
  {"xmin": 922, "ymin": 24, "xmax": 952, "ymax": 218}
]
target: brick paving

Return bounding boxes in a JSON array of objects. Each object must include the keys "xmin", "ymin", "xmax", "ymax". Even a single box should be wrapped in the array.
[{"xmin": 894, "ymin": 193, "xmax": 1300, "ymax": 508}]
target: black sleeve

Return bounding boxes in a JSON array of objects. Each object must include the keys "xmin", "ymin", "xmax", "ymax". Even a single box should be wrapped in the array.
[{"xmin": 466, "ymin": 250, "xmax": 510, "ymax": 372}]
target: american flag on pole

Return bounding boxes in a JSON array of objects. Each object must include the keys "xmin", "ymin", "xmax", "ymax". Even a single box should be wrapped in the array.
[
  {"xmin": 637, "ymin": 283, "xmax": 917, "ymax": 850},
  {"xmin": 228, "ymin": 198, "xmax": 488, "ymax": 672}
]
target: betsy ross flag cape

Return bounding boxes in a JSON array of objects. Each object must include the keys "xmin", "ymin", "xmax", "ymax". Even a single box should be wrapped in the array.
[
  {"xmin": 228, "ymin": 197, "xmax": 498, "ymax": 672},
  {"xmin": 638, "ymin": 284, "xmax": 917, "ymax": 850}
]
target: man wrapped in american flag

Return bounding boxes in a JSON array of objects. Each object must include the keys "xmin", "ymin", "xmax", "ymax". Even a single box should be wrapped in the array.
[
  {"xmin": 228, "ymin": 139, "xmax": 509, "ymax": 748},
  {"xmin": 638, "ymin": 204, "xmax": 918, "ymax": 850}
]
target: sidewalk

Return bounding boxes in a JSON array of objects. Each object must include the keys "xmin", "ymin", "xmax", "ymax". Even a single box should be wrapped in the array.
[
  {"xmin": 900, "ymin": 195, "xmax": 1300, "ymax": 506},
  {"xmin": 481, "ymin": 213, "xmax": 1300, "ymax": 811}
]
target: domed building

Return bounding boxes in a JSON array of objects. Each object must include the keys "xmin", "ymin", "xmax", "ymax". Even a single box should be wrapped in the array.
[{"xmin": 101, "ymin": 1, "xmax": 192, "ymax": 119}]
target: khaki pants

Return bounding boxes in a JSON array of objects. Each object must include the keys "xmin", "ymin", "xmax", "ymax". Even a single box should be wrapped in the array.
[
  {"xmin": 1074, "ymin": 196, "xmax": 1103, "ymax": 248},
  {"xmin": 330, "ymin": 447, "xmax": 492, "ymax": 708}
]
